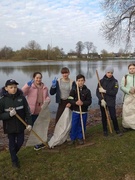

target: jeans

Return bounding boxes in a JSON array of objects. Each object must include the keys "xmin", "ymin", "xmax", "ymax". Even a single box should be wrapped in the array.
[
  {"xmin": 32, "ymin": 115, "xmax": 38, "ymax": 126},
  {"xmin": 8, "ymin": 132, "xmax": 24, "ymax": 163}
]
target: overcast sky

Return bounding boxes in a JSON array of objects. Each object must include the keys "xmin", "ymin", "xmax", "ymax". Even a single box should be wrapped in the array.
[{"xmin": 0, "ymin": 0, "xmax": 124, "ymax": 53}]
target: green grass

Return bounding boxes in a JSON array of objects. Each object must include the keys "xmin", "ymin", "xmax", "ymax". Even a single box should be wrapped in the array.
[{"xmin": 0, "ymin": 120, "xmax": 135, "ymax": 180}]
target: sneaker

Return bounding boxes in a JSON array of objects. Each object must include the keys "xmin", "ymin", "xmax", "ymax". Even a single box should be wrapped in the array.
[
  {"xmin": 77, "ymin": 139, "xmax": 84, "ymax": 145},
  {"xmin": 116, "ymin": 131, "xmax": 123, "ymax": 136},
  {"xmin": 103, "ymin": 131, "xmax": 108, "ymax": 137},
  {"xmin": 68, "ymin": 140, "xmax": 75, "ymax": 145},
  {"xmin": 122, "ymin": 127, "xmax": 130, "ymax": 132},
  {"xmin": 34, "ymin": 143, "xmax": 45, "ymax": 151},
  {"xmin": 12, "ymin": 161, "xmax": 20, "ymax": 168}
]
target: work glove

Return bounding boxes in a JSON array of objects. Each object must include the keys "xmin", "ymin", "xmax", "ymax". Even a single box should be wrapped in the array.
[
  {"xmin": 129, "ymin": 87, "xmax": 135, "ymax": 94},
  {"xmin": 101, "ymin": 99, "xmax": 106, "ymax": 107},
  {"xmin": 99, "ymin": 87, "xmax": 106, "ymax": 93},
  {"xmin": 9, "ymin": 108, "xmax": 16, "ymax": 117},
  {"xmin": 26, "ymin": 125, "xmax": 32, "ymax": 131},
  {"xmin": 52, "ymin": 77, "xmax": 57, "ymax": 87},
  {"xmin": 27, "ymin": 79, "xmax": 34, "ymax": 87}
]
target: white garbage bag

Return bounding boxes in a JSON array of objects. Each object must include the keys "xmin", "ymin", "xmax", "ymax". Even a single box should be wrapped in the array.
[
  {"xmin": 26, "ymin": 102, "xmax": 50, "ymax": 146},
  {"xmin": 48, "ymin": 108, "xmax": 72, "ymax": 148},
  {"xmin": 122, "ymin": 95, "xmax": 135, "ymax": 129}
]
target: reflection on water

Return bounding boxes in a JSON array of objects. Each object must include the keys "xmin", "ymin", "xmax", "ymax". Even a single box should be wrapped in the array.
[{"xmin": 0, "ymin": 59, "xmax": 134, "ymax": 117}]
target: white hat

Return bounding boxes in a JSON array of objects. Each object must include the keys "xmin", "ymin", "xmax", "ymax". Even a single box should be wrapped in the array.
[{"xmin": 105, "ymin": 66, "xmax": 114, "ymax": 74}]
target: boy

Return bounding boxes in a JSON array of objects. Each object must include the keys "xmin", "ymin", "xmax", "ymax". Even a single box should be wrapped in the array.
[
  {"xmin": 0, "ymin": 79, "xmax": 32, "ymax": 168},
  {"xmin": 96, "ymin": 67, "xmax": 121, "ymax": 136},
  {"xmin": 68, "ymin": 74, "xmax": 92, "ymax": 145}
]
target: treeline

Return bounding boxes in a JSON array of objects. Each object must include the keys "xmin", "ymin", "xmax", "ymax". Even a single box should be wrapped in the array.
[
  {"xmin": 0, "ymin": 41, "xmax": 64, "ymax": 60},
  {"xmin": 0, "ymin": 40, "xmax": 134, "ymax": 60},
  {"xmin": 0, "ymin": 40, "xmax": 97, "ymax": 60}
]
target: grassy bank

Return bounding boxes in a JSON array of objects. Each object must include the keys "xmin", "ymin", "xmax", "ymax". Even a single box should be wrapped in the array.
[{"xmin": 0, "ymin": 120, "xmax": 135, "ymax": 180}]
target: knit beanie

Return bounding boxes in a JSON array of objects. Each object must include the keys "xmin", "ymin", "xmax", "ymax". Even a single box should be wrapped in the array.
[{"xmin": 105, "ymin": 66, "xmax": 114, "ymax": 74}]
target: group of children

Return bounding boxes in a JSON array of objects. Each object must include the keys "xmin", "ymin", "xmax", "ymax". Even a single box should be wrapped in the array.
[{"xmin": 0, "ymin": 64, "xmax": 135, "ymax": 168}]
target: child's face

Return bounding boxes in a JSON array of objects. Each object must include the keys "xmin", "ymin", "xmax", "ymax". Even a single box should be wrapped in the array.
[
  {"xmin": 34, "ymin": 74, "xmax": 42, "ymax": 85},
  {"xmin": 128, "ymin": 65, "xmax": 135, "ymax": 74},
  {"xmin": 62, "ymin": 72, "xmax": 69, "ymax": 80},
  {"xmin": 77, "ymin": 78, "xmax": 85, "ymax": 87},
  {"xmin": 5, "ymin": 84, "xmax": 17, "ymax": 94},
  {"xmin": 106, "ymin": 72, "xmax": 113, "ymax": 78}
]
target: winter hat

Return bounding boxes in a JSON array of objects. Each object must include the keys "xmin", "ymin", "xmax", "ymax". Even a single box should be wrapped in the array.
[{"xmin": 105, "ymin": 66, "xmax": 114, "ymax": 74}]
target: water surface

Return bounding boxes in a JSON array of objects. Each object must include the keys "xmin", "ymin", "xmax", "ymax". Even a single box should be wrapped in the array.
[{"xmin": 0, "ymin": 59, "xmax": 133, "ymax": 117}]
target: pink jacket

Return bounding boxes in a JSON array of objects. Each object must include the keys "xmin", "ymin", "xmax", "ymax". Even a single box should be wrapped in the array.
[{"xmin": 22, "ymin": 83, "xmax": 50, "ymax": 114}]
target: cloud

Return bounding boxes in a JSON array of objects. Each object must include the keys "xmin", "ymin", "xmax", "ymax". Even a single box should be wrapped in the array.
[{"xmin": 0, "ymin": 0, "xmax": 122, "ymax": 53}]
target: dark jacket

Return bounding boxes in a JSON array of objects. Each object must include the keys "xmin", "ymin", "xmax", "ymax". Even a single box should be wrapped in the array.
[
  {"xmin": 50, "ymin": 79, "xmax": 76, "ymax": 103},
  {"xmin": 96, "ymin": 75, "xmax": 118, "ymax": 107},
  {"xmin": 0, "ymin": 87, "xmax": 32, "ymax": 134},
  {"xmin": 68, "ymin": 84, "xmax": 92, "ymax": 112}
]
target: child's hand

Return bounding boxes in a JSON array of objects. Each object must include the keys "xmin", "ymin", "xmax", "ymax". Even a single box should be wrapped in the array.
[
  {"xmin": 26, "ymin": 125, "xmax": 32, "ymax": 131},
  {"xmin": 66, "ymin": 103, "xmax": 71, "ymax": 108},
  {"xmin": 76, "ymin": 100, "xmax": 83, "ymax": 106},
  {"xmin": 129, "ymin": 87, "xmax": 135, "ymax": 94},
  {"xmin": 99, "ymin": 87, "xmax": 106, "ymax": 93},
  {"xmin": 9, "ymin": 108, "xmax": 16, "ymax": 117}
]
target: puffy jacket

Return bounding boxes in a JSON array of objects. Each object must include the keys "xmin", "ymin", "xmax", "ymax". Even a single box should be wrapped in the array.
[
  {"xmin": 22, "ymin": 83, "xmax": 50, "ymax": 114},
  {"xmin": 0, "ymin": 88, "xmax": 32, "ymax": 134},
  {"xmin": 96, "ymin": 75, "xmax": 118, "ymax": 107},
  {"xmin": 50, "ymin": 78, "xmax": 75, "ymax": 103},
  {"xmin": 120, "ymin": 73, "xmax": 135, "ymax": 100},
  {"xmin": 68, "ymin": 84, "xmax": 92, "ymax": 112}
]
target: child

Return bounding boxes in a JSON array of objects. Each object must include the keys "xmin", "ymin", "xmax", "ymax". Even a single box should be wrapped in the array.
[
  {"xmin": 50, "ymin": 67, "xmax": 75, "ymax": 125},
  {"xmin": 0, "ymin": 79, "xmax": 32, "ymax": 168},
  {"xmin": 22, "ymin": 72, "xmax": 50, "ymax": 126},
  {"xmin": 120, "ymin": 64, "xmax": 135, "ymax": 130},
  {"xmin": 68, "ymin": 74, "xmax": 92, "ymax": 145},
  {"xmin": 96, "ymin": 67, "xmax": 121, "ymax": 136}
]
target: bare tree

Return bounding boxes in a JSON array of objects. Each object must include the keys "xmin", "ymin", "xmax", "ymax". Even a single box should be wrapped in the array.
[
  {"xmin": 92, "ymin": 45, "xmax": 97, "ymax": 53},
  {"xmin": 0, "ymin": 46, "xmax": 13, "ymax": 59},
  {"xmin": 84, "ymin": 42, "xmax": 94, "ymax": 54},
  {"xmin": 25, "ymin": 40, "xmax": 41, "ymax": 50},
  {"xmin": 101, "ymin": 0, "xmax": 135, "ymax": 48},
  {"xmin": 76, "ymin": 41, "xmax": 85, "ymax": 57}
]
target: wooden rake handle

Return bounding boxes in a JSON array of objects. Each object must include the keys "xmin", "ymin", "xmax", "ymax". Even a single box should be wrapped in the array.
[
  {"xmin": 96, "ymin": 70, "xmax": 112, "ymax": 133},
  {"xmin": 76, "ymin": 82, "xmax": 85, "ymax": 140},
  {"xmin": 15, "ymin": 114, "xmax": 48, "ymax": 147}
]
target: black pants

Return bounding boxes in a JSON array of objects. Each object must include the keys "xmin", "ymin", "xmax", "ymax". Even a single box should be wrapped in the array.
[
  {"xmin": 100, "ymin": 105, "xmax": 120, "ymax": 132},
  {"xmin": 8, "ymin": 132, "xmax": 24, "ymax": 163},
  {"xmin": 55, "ymin": 99, "xmax": 68, "ymax": 125}
]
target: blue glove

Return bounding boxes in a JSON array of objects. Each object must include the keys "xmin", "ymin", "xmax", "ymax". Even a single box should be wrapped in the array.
[
  {"xmin": 52, "ymin": 77, "xmax": 57, "ymax": 87},
  {"xmin": 27, "ymin": 79, "xmax": 34, "ymax": 87}
]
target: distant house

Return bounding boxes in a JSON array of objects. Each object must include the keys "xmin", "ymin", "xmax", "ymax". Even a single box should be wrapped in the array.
[
  {"xmin": 127, "ymin": 53, "xmax": 135, "ymax": 58},
  {"xmin": 87, "ymin": 53, "xmax": 100, "ymax": 59},
  {"xmin": 81, "ymin": 54, "xmax": 88, "ymax": 58},
  {"xmin": 67, "ymin": 53, "xmax": 78, "ymax": 59},
  {"xmin": 67, "ymin": 52, "xmax": 100, "ymax": 59},
  {"xmin": 113, "ymin": 53, "xmax": 121, "ymax": 58}
]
